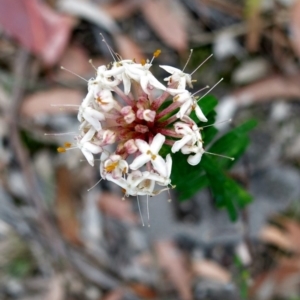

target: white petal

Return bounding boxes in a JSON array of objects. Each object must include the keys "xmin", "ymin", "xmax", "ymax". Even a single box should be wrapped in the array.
[
  {"xmin": 122, "ymin": 73, "xmax": 131, "ymax": 95},
  {"xmin": 171, "ymin": 135, "xmax": 192, "ymax": 153},
  {"xmin": 140, "ymin": 75, "xmax": 149, "ymax": 94},
  {"xmin": 130, "ymin": 154, "xmax": 150, "ymax": 170},
  {"xmin": 106, "ymin": 174, "xmax": 128, "ymax": 190},
  {"xmin": 159, "ymin": 65, "xmax": 180, "ymax": 74},
  {"xmin": 150, "ymin": 133, "xmax": 165, "ymax": 154},
  {"xmin": 135, "ymin": 139, "xmax": 150, "ymax": 153},
  {"xmin": 181, "ymin": 145, "xmax": 198, "ymax": 154},
  {"xmin": 148, "ymin": 73, "xmax": 166, "ymax": 91},
  {"xmin": 86, "ymin": 107, "xmax": 105, "ymax": 121},
  {"xmin": 83, "ymin": 112, "xmax": 102, "ymax": 131},
  {"xmin": 187, "ymin": 152, "xmax": 203, "ymax": 165},
  {"xmin": 83, "ymin": 142, "xmax": 102, "ymax": 154},
  {"xmin": 166, "ymin": 154, "xmax": 172, "ymax": 177},
  {"xmin": 81, "ymin": 149, "xmax": 94, "ymax": 166},
  {"xmin": 152, "ymin": 155, "xmax": 167, "ymax": 177},
  {"xmin": 195, "ymin": 105, "xmax": 208, "ymax": 122},
  {"xmin": 176, "ymin": 100, "xmax": 191, "ymax": 119},
  {"xmin": 81, "ymin": 127, "xmax": 96, "ymax": 143},
  {"xmin": 105, "ymin": 66, "xmax": 125, "ymax": 77}
]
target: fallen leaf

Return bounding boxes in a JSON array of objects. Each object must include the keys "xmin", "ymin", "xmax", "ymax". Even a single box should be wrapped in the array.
[
  {"xmin": 155, "ymin": 240, "xmax": 192, "ymax": 300},
  {"xmin": 0, "ymin": 0, "xmax": 74, "ymax": 66},
  {"xmin": 58, "ymin": 0, "xmax": 120, "ymax": 34},
  {"xmin": 55, "ymin": 166, "xmax": 82, "ymax": 245},
  {"xmin": 192, "ymin": 259, "xmax": 232, "ymax": 284},
  {"xmin": 55, "ymin": 44, "xmax": 95, "ymax": 82},
  {"xmin": 102, "ymin": 0, "xmax": 140, "ymax": 20},
  {"xmin": 21, "ymin": 88, "xmax": 84, "ymax": 118},
  {"xmin": 141, "ymin": 0, "xmax": 187, "ymax": 52},
  {"xmin": 259, "ymin": 225, "xmax": 294, "ymax": 251},
  {"xmin": 129, "ymin": 283, "xmax": 157, "ymax": 299},
  {"xmin": 44, "ymin": 276, "xmax": 64, "ymax": 300},
  {"xmin": 114, "ymin": 34, "xmax": 144, "ymax": 63},
  {"xmin": 102, "ymin": 289, "xmax": 125, "ymax": 300},
  {"xmin": 290, "ymin": 0, "xmax": 300, "ymax": 58},
  {"xmin": 98, "ymin": 192, "xmax": 138, "ymax": 224}
]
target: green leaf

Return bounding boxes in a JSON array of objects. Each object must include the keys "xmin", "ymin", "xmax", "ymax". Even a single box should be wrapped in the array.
[
  {"xmin": 207, "ymin": 119, "xmax": 257, "ymax": 169},
  {"xmin": 201, "ymin": 156, "xmax": 252, "ymax": 221}
]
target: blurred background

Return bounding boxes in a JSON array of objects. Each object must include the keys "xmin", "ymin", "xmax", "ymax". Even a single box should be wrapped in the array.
[{"xmin": 1, "ymin": 0, "xmax": 300, "ymax": 299}]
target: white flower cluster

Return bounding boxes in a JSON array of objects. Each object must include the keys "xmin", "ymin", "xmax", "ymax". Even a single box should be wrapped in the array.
[{"xmin": 58, "ymin": 50, "xmax": 212, "ymax": 198}]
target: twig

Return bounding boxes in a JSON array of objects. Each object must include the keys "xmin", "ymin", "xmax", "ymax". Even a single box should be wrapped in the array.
[{"xmin": 7, "ymin": 48, "xmax": 67, "ymax": 258}]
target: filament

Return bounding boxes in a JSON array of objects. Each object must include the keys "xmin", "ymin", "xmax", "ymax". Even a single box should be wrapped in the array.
[
  {"xmin": 182, "ymin": 49, "xmax": 193, "ymax": 71},
  {"xmin": 197, "ymin": 78, "xmax": 223, "ymax": 102},
  {"xmin": 60, "ymin": 66, "xmax": 88, "ymax": 82},
  {"xmin": 190, "ymin": 54, "xmax": 213, "ymax": 75},
  {"xmin": 137, "ymin": 195, "xmax": 144, "ymax": 227},
  {"xmin": 87, "ymin": 178, "xmax": 103, "ymax": 192},
  {"xmin": 205, "ymin": 151, "xmax": 234, "ymax": 160}
]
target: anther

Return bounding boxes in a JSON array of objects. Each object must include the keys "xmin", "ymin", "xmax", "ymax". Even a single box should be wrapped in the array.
[
  {"xmin": 57, "ymin": 147, "xmax": 66, "ymax": 153},
  {"xmin": 89, "ymin": 59, "xmax": 97, "ymax": 71}
]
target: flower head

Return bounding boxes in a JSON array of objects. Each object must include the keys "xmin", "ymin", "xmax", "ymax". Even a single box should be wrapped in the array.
[{"xmin": 58, "ymin": 49, "xmax": 222, "ymax": 197}]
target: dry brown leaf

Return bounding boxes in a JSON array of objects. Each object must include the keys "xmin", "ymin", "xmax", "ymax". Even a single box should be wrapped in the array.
[
  {"xmin": 102, "ymin": 289, "xmax": 125, "ymax": 300},
  {"xmin": 232, "ymin": 73, "xmax": 300, "ymax": 105},
  {"xmin": 251, "ymin": 264, "xmax": 300, "ymax": 299},
  {"xmin": 278, "ymin": 219, "xmax": 300, "ymax": 253},
  {"xmin": 155, "ymin": 240, "xmax": 192, "ymax": 300},
  {"xmin": 245, "ymin": 1, "xmax": 262, "ymax": 52},
  {"xmin": 44, "ymin": 276, "xmax": 64, "ymax": 300},
  {"xmin": 114, "ymin": 34, "xmax": 145, "ymax": 63},
  {"xmin": 55, "ymin": 166, "xmax": 82, "ymax": 245},
  {"xmin": 192, "ymin": 259, "xmax": 231, "ymax": 284},
  {"xmin": 0, "ymin": 0, "xmax": 74, "ymax": 66},
  {"xmin": 102, "ymin": 0, "xmax": 140, "ymax": 20},
  {"xmin": 259, "ymin": 225, "xmax": 294, "ymax": 251},
  {"xmin": 129, "ymin": 283, "xmax": 157, "ymax": 299},
  {"xmin": 290, "ymin": 0, "xmax": 300, "ymax": 58},
  {"xmin": 22, "ymin": 88, "xmax": 84, "ymax": 118},
  {"xmin": 141, "ymin": 0, "xmax": 187, "ymax": 52},
  {"xmin": 98, "ymin": 192, "xmax": 138, "ymax": 224},
  {"xmin": 55, "ymin": 44, "xmax": 95, "ymax": 82}
]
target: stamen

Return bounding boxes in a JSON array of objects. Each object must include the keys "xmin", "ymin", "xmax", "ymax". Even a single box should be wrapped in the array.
[
  {"xmin": 205, "ymin": 151, "xmax": 234, "ymax": 160},
  {"xmin": 60, "ymin": 66, "xmax": 88, "ymax": 82},
  {"xmin": 89, "ymin": 59, "xmax": 97, "ymax": 71},
  {"xmin": 64, "ymin": 142, "xmax": 72, "ymax": 148},
  {"xmin": 141, "ymin": 59, "xmax": 146, "ymax": 66},
  {"xmin": 44, "ymin": 132, "xmax": 76, "ymax": 136},
  {"xmin": 197, "ymin": 78, "xmax": 223, "ymax": 103},
  {"xmin": 150, "ymin": 49, "xmax": 161, "ymax": 63},
  {"xmin": 153, "ymin": 49, "xmax": 161, "ymax": 58},
  {"xmin": 146, "ymin": 195, "xmax": 150, "ymax": 227},
  {"xmin": 167, "ymin": 188, "xmax": 172, "ymax": 202},
  {"xmin": 197, "ymin": 119, "xmax": 232, "ymax": 130},
  {"xmin": 137, "ymin": 196, "xmax": 145, "ymax": 227},
  {"xmin": 100, "ymin": 33, "xmax": 117, "ymax": 62},
  {"xmin": 87, "ymin": 178, "xmax": 103, "ymax": 192},
  {"xmin": 182, "ymin": 49, "xmax": 193, "ymax": 72},
  {"xmin": 57, "ymin": 147, "xmax": 66, "ymax": 153},
  {"xmin": 190, "ymin": 54, "xmax": 213, "ymax": 76},
  {"xmin": 191, "ymin": 85, "xmax": 210, "ymax": 97}
]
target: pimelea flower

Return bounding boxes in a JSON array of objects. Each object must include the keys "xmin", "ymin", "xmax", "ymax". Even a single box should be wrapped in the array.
[{"xmin": 57, "ymin": 46, "xmax": 230, "ymax": 201}]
